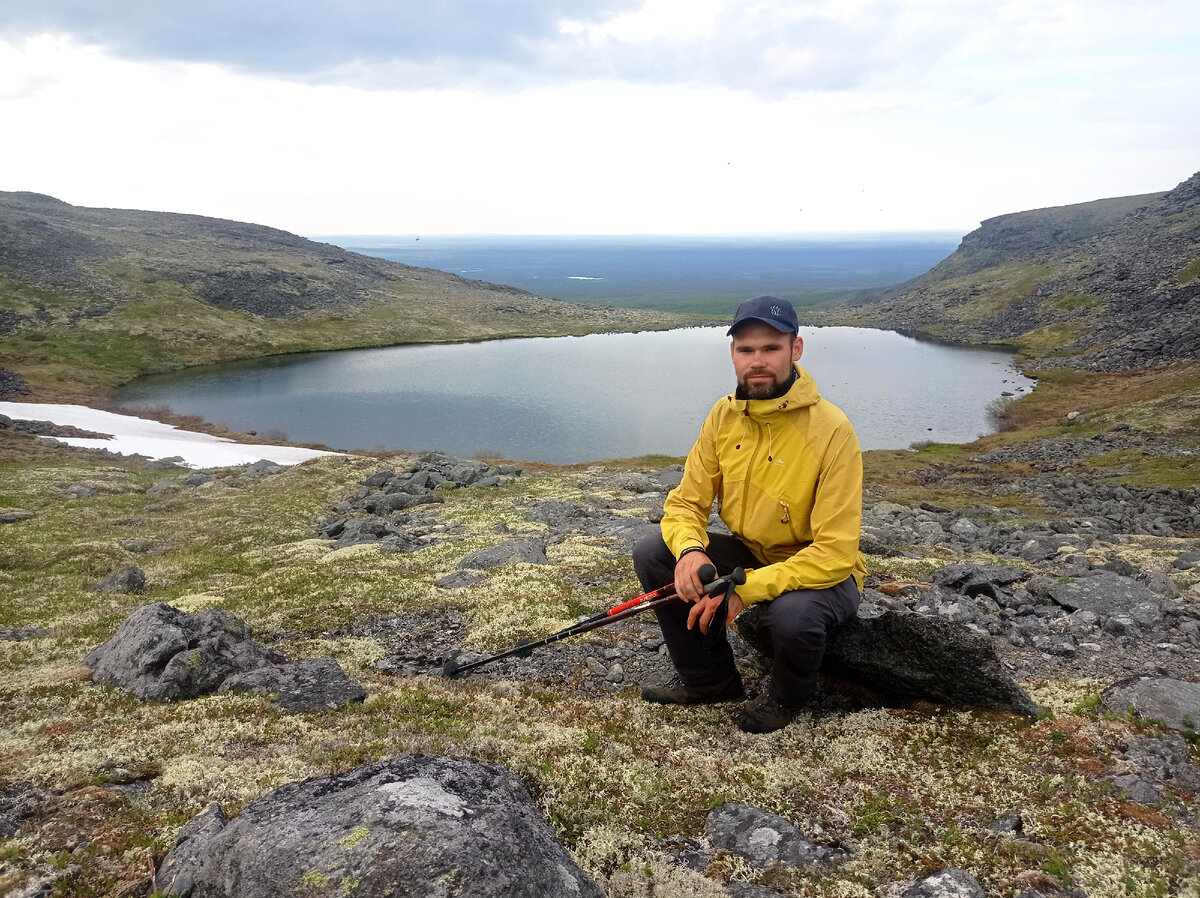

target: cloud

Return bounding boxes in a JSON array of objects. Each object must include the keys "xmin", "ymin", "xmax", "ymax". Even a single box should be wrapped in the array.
[
  {"xmin": 0, "ymin": 0, "xmax": 639, "ymax": 88},
  {"xmin": 3, "ymin": 0, "xmax": 1192, "ymax": 97},
  {"xmin": 1, "ymin": 1, "xmax": 1196, "ymax": 236}
]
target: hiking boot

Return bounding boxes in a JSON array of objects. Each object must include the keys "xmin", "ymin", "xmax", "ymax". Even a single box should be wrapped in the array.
[
  {"xmin": 641, "ymin": 671, "xmax": 745, "ymax": 705},
  {"xmin": 738, "ymin": 691, "xmax": 799, "ymax": 733}
]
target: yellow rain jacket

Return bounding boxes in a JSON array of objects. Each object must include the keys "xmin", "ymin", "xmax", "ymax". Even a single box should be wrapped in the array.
[{"xmin": 661, "ymin": 364, "xmax": 867, "ymax": 605}]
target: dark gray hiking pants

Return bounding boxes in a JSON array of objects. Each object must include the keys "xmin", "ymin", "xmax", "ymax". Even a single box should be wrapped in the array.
[{"xmin": 632, "ymin": 530, "xmax": 861, "ymax": 707}]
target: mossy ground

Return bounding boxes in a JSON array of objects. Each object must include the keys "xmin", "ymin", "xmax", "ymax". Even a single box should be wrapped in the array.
[{"xmin": 1, "ymin": 435, "xmax": 1197, "ymax": 898}]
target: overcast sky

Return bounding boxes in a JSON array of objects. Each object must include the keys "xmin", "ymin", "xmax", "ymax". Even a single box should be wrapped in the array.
[{"xmin": 1, "ymin": 0, "xmax": 1196, "ymax": 236}]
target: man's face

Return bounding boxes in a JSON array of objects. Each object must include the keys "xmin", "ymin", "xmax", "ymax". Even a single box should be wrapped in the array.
[{"xmin": 730, "ymin": 321, "xmax": 804, "ymax": 399}]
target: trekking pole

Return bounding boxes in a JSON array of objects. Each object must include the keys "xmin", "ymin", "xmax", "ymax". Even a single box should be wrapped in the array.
[{"xmin": 441, "ymin": 564, "xmax": 746, "ymax": 679}]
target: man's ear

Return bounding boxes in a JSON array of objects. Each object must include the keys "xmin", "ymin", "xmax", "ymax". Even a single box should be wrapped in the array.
[{"xmin": 792, "ymin": 336, "xmax": 804, "ymax": 362}]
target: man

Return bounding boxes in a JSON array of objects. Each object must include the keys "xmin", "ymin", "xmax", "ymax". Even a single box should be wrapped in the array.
[{"xmin": 633, "ymin": 295, "xmax": 866, "ymax": 733}]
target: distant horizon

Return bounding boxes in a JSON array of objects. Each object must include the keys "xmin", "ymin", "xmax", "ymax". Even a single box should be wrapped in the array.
[
  {"xmin": 328, "ymin": 231, "xmax": 961, "ymax": 313},
  {"xmin": 312, "ymin": 230, "xmax": 968, "ymax": 241}
]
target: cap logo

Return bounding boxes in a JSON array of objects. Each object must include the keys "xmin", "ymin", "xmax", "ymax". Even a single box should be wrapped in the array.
[{"xmin": 770, "ymin": 305, "xmax": 782, "ymax": 317}]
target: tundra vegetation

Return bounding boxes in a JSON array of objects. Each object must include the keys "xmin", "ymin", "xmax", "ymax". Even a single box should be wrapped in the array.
[{"xmin": 1, "ymin": 185, "xmax": 1199, "ymax": 896}]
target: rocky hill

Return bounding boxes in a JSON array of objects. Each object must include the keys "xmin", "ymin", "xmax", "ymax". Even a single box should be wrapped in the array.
[
  {"xmin": 0, "ymin": 192, "xmax": 683, "ymax": 399},
  {"xmin": 829, "ymin": 173, "xmax": 1200, "ymax": 371}
]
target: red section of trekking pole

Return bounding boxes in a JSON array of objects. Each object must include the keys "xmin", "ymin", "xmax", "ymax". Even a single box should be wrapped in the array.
[
  {"xmin": 442, "ymin": 565, "xmax": 737, "ymax": 679},
  {"xmin": 605, "ymin": 563, "xmax": 714, "ymax": 616}
]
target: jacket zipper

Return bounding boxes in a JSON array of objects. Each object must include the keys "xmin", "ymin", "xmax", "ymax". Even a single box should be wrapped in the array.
[{"xmin": 738, "ymin": 410, "xmax": 761, "ymax": 535}]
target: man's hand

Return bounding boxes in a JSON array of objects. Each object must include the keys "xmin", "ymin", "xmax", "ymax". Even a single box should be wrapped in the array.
[
  {"xmin": 687, "ymin": 590, "xmax": 744, "ymax": 635},
  {"xmin": 674, "ymin": 550, "xmax": 714, "ymax": 602},
  {"xmin": 675, "ymin": 551, "xmax": 744, "ymax": 635}
]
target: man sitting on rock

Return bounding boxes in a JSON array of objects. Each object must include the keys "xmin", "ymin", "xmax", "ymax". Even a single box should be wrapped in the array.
[{"xmin": 633, "ymin": 296, "xmax": 866, "ymax": 733}]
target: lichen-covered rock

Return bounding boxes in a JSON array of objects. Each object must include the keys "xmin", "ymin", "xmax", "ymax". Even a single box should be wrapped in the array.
[
  {"xmin": 155, "ymin": 755, "xmax": 604, "ymax": 898},
  {"xmin": 87, "ymin": 564, "xmax": 146, "ymax": 594},
  {"xmin": 1047, "ymin": 571, "xmax": 1165, "ymax": 615},
  {"xmin": 706, "ymin": 802, "xmax": 840, "ymax": 869},
  {"xmin": 901, "ymin": 867, "xmax": 986, "ymax": 898},
  {"xmin": 1101, "ymin": 677, "xmax": 1200, "ymax": 732},
  {"xmin": 219, "ymin": 658, "xmax": 366, "ymax": 712},
  {"xmin": 83, "ymin": 603, "xmax": 285, "ymax": 701},
  {"xmin": 457, "ymin": 538, "xmax": 549, "ymax": 570}
]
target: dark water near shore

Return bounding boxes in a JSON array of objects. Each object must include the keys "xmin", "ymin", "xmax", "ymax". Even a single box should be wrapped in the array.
[
  {"xmin": 116, "ymin": 327, "xmax": 1032, "ymax": 464},
  {"xmin": 318, "ymin": 233, "xmax": 961, "ymax": 312}
]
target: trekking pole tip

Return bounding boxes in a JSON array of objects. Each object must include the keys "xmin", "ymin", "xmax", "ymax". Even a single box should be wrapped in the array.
[{"xmin": 441, "ymin": 657, "xmax": 462, "ymax": 678}]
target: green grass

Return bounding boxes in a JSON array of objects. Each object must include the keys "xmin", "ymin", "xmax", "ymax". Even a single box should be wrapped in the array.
[{"xmin": 1179, "ymin": 256, "xmax": 1200, "ymax": 286}]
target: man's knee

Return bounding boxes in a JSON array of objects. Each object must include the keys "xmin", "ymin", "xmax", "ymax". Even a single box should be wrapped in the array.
[
  {"xmin": 632, "ymin": 532, "xmax": 673, "ymax": 583},
  {"xmin": 766, "ymin": 584, "xmax": 857, "ymax": 643}
]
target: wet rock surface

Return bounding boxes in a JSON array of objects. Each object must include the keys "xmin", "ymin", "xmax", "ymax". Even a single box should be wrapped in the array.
[{"xmin": 155, "ymin": 754, "xmax": 604, "ymax": 898}]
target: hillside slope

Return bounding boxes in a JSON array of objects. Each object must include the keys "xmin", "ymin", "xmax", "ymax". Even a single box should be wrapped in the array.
[
  {"xmin": 829, "ymin": 173, "xmax": 1200, "ymax": 371},
  {"xmin": 0, "ymin": 192, "xmax": 683, "ymax": 399}
]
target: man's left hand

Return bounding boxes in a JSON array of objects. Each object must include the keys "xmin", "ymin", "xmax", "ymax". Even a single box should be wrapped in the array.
[{"xmin": 687, "ymin": 590, "xmax": 744, "ymax": 635}]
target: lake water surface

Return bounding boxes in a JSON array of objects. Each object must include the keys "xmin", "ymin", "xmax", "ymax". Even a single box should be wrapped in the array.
[{"xmin": 116, "ymin": 328, "xmax": 1033, "ymax": 464}]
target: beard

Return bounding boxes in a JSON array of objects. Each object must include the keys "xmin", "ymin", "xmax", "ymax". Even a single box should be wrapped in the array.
[{"xmin": 740, "ymin": 373, "xmax": 781, "ymax": 399}]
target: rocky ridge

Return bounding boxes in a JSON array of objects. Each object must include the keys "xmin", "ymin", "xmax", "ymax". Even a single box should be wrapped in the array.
[{"xmin": 828, "ymin": 172, "xmax": 1200, "ymax": 371}]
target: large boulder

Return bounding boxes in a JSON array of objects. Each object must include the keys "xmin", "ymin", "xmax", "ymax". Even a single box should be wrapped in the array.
[
  {"xmin": 155, "ymin": 754, "xmax": 604, "ymax": 898},
  {"xmin": 84, "ymin": 604, "xmax": 284, "ymax": 701},
  {"xmin": 760, "ymin": 605, "xmax": 1038, "ymax": 717},
  {"xmin": 83, "ymin": 603, "xmax": 364, "ymax": 711}
]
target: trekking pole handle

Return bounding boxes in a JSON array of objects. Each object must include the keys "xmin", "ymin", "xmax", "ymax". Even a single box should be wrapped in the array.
[{"xmin": 702, "ymin": 566, "xmax": 746, "ymax": 597}]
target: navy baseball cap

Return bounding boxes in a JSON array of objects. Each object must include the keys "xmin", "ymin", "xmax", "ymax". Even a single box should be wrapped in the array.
[{"xmin": 727, "ymin": 295, "xmax": 799, "ymax": 336}]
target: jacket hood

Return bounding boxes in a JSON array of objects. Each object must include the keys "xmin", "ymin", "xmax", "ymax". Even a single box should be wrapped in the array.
[{"xmin": 730, "ymin": 364, "xmax": 820, "ymax": 417}]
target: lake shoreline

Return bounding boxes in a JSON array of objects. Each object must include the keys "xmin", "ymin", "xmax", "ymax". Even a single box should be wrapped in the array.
[{"xmin": 109, "ymin": 326, "xmax": 1033, "ymax": 465}]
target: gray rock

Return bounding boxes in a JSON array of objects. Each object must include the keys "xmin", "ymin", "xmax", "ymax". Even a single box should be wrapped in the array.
[
  {"xmin": 0, "ymin": 627, "xmax": 50, "ymax": 641},
  {"xmin": 651, "ymin": 466, "xmax": 685, "ymax": 490},
  {"xmin": 436, "ymin": 570, "xmax": 487, "ymax": 590},
  {"xmin": 147, "ymin": 456, "xmax": 188, "ymax": 470},
  {"xmin": 706, "ymin": 802, "xmax": 838, "ymax": 869},
  {"xmin": 366, "ymin": 491, "xmax": 442, "ymax": 514},
  {"xmin": 362, "ymin": 469, "xmax": 394, "ymax": 487},
  {"xmin": 82, "ymin": 603, "xmax": 285, "ymax": 702},
  {"xmin": 183, "ymin": 472, "xmax": 213, "ymax": 487},
  {"xmin": 0, "ymin": 782, "xmax": 48, "ymax": 838},
  {"xmin": 87, "ymin": 565, "xmax": 146, "ymax": 594},
  {"xmin": 1100, "ymin": 677, "xmax": 1200, "ymax": 731},
  {"xmin": 458, "ymin": 539, "xmax": 550, "ymax": 570},
  {"xmin": 332, "ymin": 516, "xmax": 392, "ymax": 547},
  {"xmin": 241, "ymin": 459, "xmax": 285, "ymax": 478},
  {"xmin": 528, "ymin": 500, "xmax": 593, "ymax": 528},
  {"xmin": 220, "ymin": 658, "xmax": 366, "ymax": 713},
  {"xmin": 606, "ymin": 472, "xmax": 660, "ymax": 493},
  {"xmin": 155, "ymin": 754, "xmax": 603, "ymax": 898},
  {"xmin": 1105, "ymin": 733, "xmax": 1200, "ymax": 804},
  {"xmin": 0, "ymin": 510, "xmax": 35, "ymax": 524},
  {"xmin": 819, "ymin": 608, "xmax": 1039, "ymax": 717},
  {"xmin": 929, "ymin": 563, "xmax": 1026, "ymax": 590},
  {"xmin": 1047, "ymin": 571, "xmax": 1164, "ymax": 615},
  {"xmin": 66, "ymin": 484, "xmax": 98, "ymax": 499},
  {"xmin": 901, "ymin": 867, "xmax": 986, "ymax": 898}
]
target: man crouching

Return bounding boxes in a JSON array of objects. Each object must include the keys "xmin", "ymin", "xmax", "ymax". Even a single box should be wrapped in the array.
[{"xmin": 633, "ymin": 295, "xmax": 866, "ymax": 733}]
